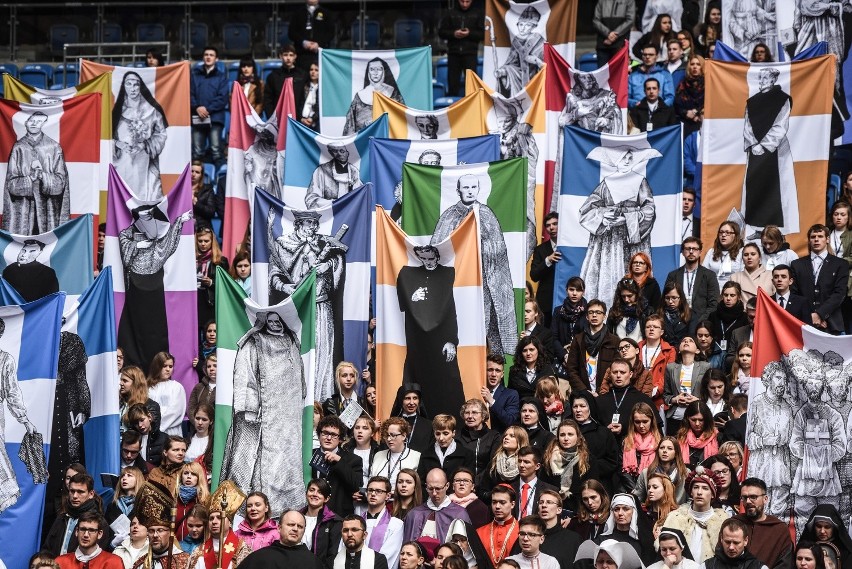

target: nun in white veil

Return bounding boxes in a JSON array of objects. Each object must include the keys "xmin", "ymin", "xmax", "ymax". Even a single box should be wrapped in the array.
[
  {"xmin": 578, "ymin": 145, "xmax": 660, "ymax": 307},
  {"xmin": 576, "ymin": 538, "xmax": 646, "ymax": 569}
]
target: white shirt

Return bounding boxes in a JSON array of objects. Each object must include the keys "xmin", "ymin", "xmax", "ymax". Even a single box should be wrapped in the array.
[
  {"xmin": 519, "ymin": 477, "xmax": 538, "ymax": 516},
  {"xmin": 186, "ymin": 434, "xmax": 208, "ymax": 461},
  {"xmin": 304, "ymin": 515, "xmax": 318, "ymax": 548},
  {"xmin": 507, "ymin": 551, "xmax": 560, "ymax": 569},
  {"xmin": 148, "ymin": 380, "xmax": 187, "ymax": 437},
  {"xmin": 365, "ymin": 511, "xmax": 404, "ymax": 569}
]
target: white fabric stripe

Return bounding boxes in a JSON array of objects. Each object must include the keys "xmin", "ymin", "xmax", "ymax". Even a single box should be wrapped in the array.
[{"xmin": 702, "ymin": 114, "xmax": 831, "ymax": 165}]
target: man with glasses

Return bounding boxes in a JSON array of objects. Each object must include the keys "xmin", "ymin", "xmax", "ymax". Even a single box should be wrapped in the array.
[
  {"xmin": 476, "ymin": 484, "xmax": 519, "ymax": 566},
  {"xmin": 402, "ymin": 468, "xmax": 471, "ymax": 541},
  {"xmin": 628, "ymin": 44, "xmax": 674, "ymax": 109},
  {"xmin": 55, "ymin": 511, "xmax": 123, "ymax": 568},
  {"xmin": 666, "ymin": 237, "xmax": 720, "ymax": 322},
  {"xmin": 363, "ymin": 476, "xmax": 403, "ymax": 569},
  {"xmin": 312, "ymin": 416, "xmax": 363, "ymax": 517},
  {"xmin": 333, "ymin": 516, "xmax": 389, "ymax": 569},
  {"xmin": 506, "ymin": 515, "xmax": 559, "ymax": 569},
  {"xmin": 733, "ymin": 478, "xmax": 792, "ymax": 569},
  {"xmin": 524, "ymin": 489, "xmax": 580, "ymax": 567},
  {"xmin": 566, "ymin": 299, "xmax": 619, "ymax": 394}
]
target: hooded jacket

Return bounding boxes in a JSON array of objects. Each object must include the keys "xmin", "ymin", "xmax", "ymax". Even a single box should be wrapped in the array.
[
  {"xmin": 702, "ymin": 544, "xmax": 765, "ymax": 569},
  {"xmin": 301, "ymin": 505, "xmax": 342, "ymax": 569},
  {"xmin": 235, "ymin": 517, "xmax": 280, "ymax": 553}
]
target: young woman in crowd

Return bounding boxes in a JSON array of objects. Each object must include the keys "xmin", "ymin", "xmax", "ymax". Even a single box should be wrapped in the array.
[
  {"xmin": 149, "ymin": 435, "xmax": 188, "ymax": 483},
  {"xmin": 760, "ymin": 225, "xmax": 798, "ymax": 270},
  {"xmin": 195, "ymin": 226, "xmax": 229, "ymax": 329},
  {"xmin": 344, "ymin": 415, "xmax": 379, "ymax": 515},
  {"xmin": 392, "ymin": 468, "xmax": 423, "ymax": 520},
  {"xmin": 694, "ymin": 321, "xmax": 725, "ymax": 370},
  {"xmin": 178, "ymin": 505, "xmax": 207, "ymax": 554},
  {"xmin": 370, "ymin": 418, "xmax": 421, "ymax": 490},
  {"xmin": 485, "ymin": 426, "xmax": 530, "ymax": 489},
  {"xmin": 718, "ymin": 441, "xmax": 744, "ymax": 481},
  {"xmin": 708, "ymin": 282, "xmax": 747, "ymax": 350},
  {"xmin": 731, "ymin": 243, "xmax": 774, "ymax": 303},
  {"xmin": 633, "ymin": 14, "xmax": 677, "ymax": 61},
  {"xmin": 664, "ymin": 336, "xmax": 710, "ymax": 436},
  {"xmin": 600, "ymin": 339, "xmax": 653, "ymax": 397},
  {"xmin": 364, "ymin": 385, "xmax": 377, "ymax": 418},
  {"xmin": 114, "ymin": 516, "xmax": 150, "ymax": 567},
  {"xmin": 508, "ymin": 336, "xmax": 556, "ymax": 399},
  {"xmin": 192, "ymin": 319, "xmax": 217, "ymax": 381},
  {"xmin": 302, "ymin": 479, "xmax": 343, "ymax": 567},
  {"xmin": 237, "ymin": 56, "xmax": 263, "ymax": 115},
  {"xmin": 190, "ymin": 160, "xmax": 216, "ymax": 231},
  {"xmin": 569, "ymin": 391, "xmax": 620, "ymax": 495},
  {"xmin": 659, "ymin": 283, "xmax": 697, "ymax": 348},
  {"xmin": 700, "ymin": 455, "xmax": 740, "ymax": 514},
  {"xmin": 125, "ymin": 402, "xmax": 168, "ymax": 466},
  {"xmin": 448, "ymin": 466, "xmax": 490, "ymax": 527},
  {"xmin": 694, "ymin": 1, "xmax": 721, "ymax": 55},
  {"xmin": 551, "ymin": 276, "xmax": 588, "ymax": 363},
  {"xmin": 607, "ymin": 279, "xmax": 651, "ymax": 342},
  {"xmin": 175, "ymin": 461, "xmax": 210, "ymax": 540},
  {"xmin": 624, "ymin": 252, "xmax": 661, "ymax": 310},
  {"xmin": 235, "ymin": 492, "xmax": 280, "ymax": 551},
  {"xmin": 535, "ymin": 377, "xmax": 566, "ymax": 434},
  {"xmin": 677, "ymin": 29, "xmax": 696, "ymax": 59},
  {"xmin": 699, "ymin": 368, "xmax": 730, "ymax": 419},
  {"xmin": 632, "ymin": 435, "xmax": 688, "ymax": 504},
  {"xmin": 520, "ymin": 397, "xmax": 555, "ymax": 449},
  {"xmin": 297, "ymin": 63, "xmax": 321, "ymax": 131},
  {"xmin": 147, "ymin": 351, "xmax": 187, "ymax": 437},
  {"xmin": 229, "ymin": 249, "xmax": 252, "ymax": 296},
  {"xmin": 186, "ymin": 402, "xmax": 213, "ymax": 463},
  {"xmin": 677, "ymin": 401, "xmax": 718, "ymax": 467},
  {"xmin": 750, "ymin": 43, "xmax": 773, "ymax": 62},
  {"xmin": 190, "ymin": 352, "xmax": 216, "ymax": 423},
  {"xmin": 399, "ymin": 542, "xmax": 427, "ymax": 569},
  {"xmin": 543, "ymin": 419, "xmax": 597, "ymax": 513},
  {"xmin": 569, "ymin": 479, "xmax": 611, "ymax": 540},
  {"xmin": 620, "ymin": 402, "xmax": 662, "ymax": 491},
  {"xmin": 434, "ymin": 543, "xmax": 464, "ymax": 569},
  {"xmin": 522, "ymin": 300, "xmax": 556, "ymax": 359},
  {"xmin": 675, "ymin": 55, "xmax": 705, "ymax": 137},
  {"xmin": 119, "ymin": 364, "xmax": 161, "ymax": 433},
  {"xmin": 729, "ymin": 341, "xmax": 755, "ymax": 395},
  {"xmin": 702, "ymin": 221, "xmax": 744, "ymax": 290},
  {"xmin": 322, "ymin": 361, "xmax": 365, "ymax": 418},
  {"xmin": 105, "ymin": 466, "xmax": 144, "ymax": 527},
  {"xmin": 642, "ymin": 473, "xmax": 678, "ymax": 538}
]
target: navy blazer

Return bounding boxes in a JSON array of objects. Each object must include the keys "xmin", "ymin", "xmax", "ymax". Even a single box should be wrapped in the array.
[
  {"xmin": 791, "ymin": 253, "xmax": 850, "ymax": 333},
  {"xmin": 490, "ymin": 383, "xmax": 520, "ymax": 434},
  {"xmin": 773, "ymin": 292, "xmax": 811, "ymax": 323}
]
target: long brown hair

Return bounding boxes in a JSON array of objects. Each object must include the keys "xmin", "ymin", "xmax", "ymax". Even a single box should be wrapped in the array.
[
  {"xmin": 658, "ymin": 282, "xmax": 692, "ymax": 323},
  {"xmin": 645, "ymin": 472, "xmax": 678, "ymax": 526},
  {"xmin": 489, "ymin": 426, "xmax": 530, "ymax": 477},
  {"xmin": 543, "ymin": 419, "xmax": 590, "ymax": 476},
  {"xmin": 712, "ymin": 221, "xmax": 744, "ymax": 261},
  {"xmin": 392, "ymin": 468, "xmax": 423, "ymax": 518},
  {"xmin": 646, "ymin": 435, "xmax": 688, "ymax": 481},
  {"xmin": 576, "ymin": 479, "xmax": 610, "ymax": 523},
  {"xmin": 120, "ymin": 365, "xmax": 149, "ymax": 406},
  {"xmin": 196, "ymin": 226, "xmax": 224, "ymax": 265},
  {"xmin": 147, "ymin": 351, "xmax": 175, "ymax": 386},
  {"xmin": 622, "ymin": 402, "xmax": 662, "ymax": 451}
]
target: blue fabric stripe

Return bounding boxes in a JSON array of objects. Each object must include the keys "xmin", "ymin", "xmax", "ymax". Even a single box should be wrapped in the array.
[
  {"xmin": 76, "ymin": 268, "xmax": 117, "ymax": 356},
  {"xmin": 19, "ymin": 293, "xmax": 64, "ymax": 380}
]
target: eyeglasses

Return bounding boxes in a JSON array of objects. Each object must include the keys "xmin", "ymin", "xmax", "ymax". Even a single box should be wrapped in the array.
[
  {"xmin": 452, "ymin": 536, "xmax": 468, "ymax": 544},
  {"xmin": 77, "ymin": 526, "xmax": 101, "ymax": 534},
  {"xmin": 386, "ymin": 432, "xmax": 405, "ymax": 439},
  {"xmin": 683, "ymin": 246, "xmax": 701, "ymax": 251},
  {"xmin": 618, "ymin": 345, "xmax": 633, "ymax": 352},
  {"xmin": 453, "ymin": 479, "xmax": 473, "ymax": 485},
  {"xmin": 365, "ymin": 488, "xmax": 388, "ymax": 495},
  {"xmin": 319, "ymin": 431, "xmax": 340, "ymax": 439},
  {"xmin": 426, "ymin": 485, "xmax": 447, "ymax": 492},
  {"xmin": 741, "ymin": 494, "xmax": 766, "ymax": 502},
  {"xmin": 587, "ymin": 309, "xmax": 605, "ymax": 315},
  {"xmin": 631, "ymin": 261, "xmax": 647, "ymax": 266},
  {"xmin": 664, "ymin": 296, "xmax": 681, "ymax": 301},
  {"xmin": 519, "ymin": 531, "xmax": 543, "ymax": 538},
  {"xmin": 718, "ymin": 230, "xmax": 736, "ymax": 235},
  {"xmin": 711, "ymin": 468, "xmax": 730, "ymax": 476}
]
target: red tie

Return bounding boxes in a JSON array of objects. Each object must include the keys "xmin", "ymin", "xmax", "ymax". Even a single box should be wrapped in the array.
[{"xmin": 520, "ymin": 483, "xmax": 530, "ymax": 516}]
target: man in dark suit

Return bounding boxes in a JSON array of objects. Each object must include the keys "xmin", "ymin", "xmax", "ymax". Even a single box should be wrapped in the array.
[
  {"xmin": 530, "ymin": 212, "xmax": 559, "ymax": 327},
  {"xmin": 313, "ymin": 416, "xmax": 363, "ymax": 516},
  {"xmin": 720, "ymin": 393, "xmax": 747, "ymax": 446},
  {"xmin": 289, "ymin": 0, "xmax": 336, "ymax": 70},
  {"xmin": 682, "ymin": 188, "xmax": 700, "ymax": 240},
  {"xmin": 665, "ymin": 237, "xmax": 720, "ymax": 322},
  {"xmin": 771, "ymin": 264, "xmax": 810, "ymax": 322},
  {"xmin": 565, "ymin": 299, "xmax": 619, "ymax": 394},
  {"xmin": 481, "ymin": 353, "xmax": 519, "ymax": 434},
  {"xmin": 791, "ymin": 224, "xmax": 850, "ymax": 334},
  {"xmin": 726, "ymin": 297, "xmax": 755, "ymax": 371},
  {"xmin": 511, "ymin": 446, "xmax": 557, "ymax": 519}
]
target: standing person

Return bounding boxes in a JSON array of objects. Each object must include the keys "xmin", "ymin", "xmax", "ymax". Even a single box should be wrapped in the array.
[
  {"xmin": 391, "ymin": 469, "xmax": 423, "ymax": 520},
  {"xmin": 542, "ymin": 419, "xmax": 597, "ymax": 513},
  {"xmin": 703, "ymin": 222, "xmax": 745, "ymax": 291},
  {"xmin": 607, "ymin": 279, "xmax": 651, "ymax": 343},
  {"xmin": 662, "ymin": 468, "xmax": 729, "ymax": 562},
  {"xmin": 322, "ymin": 361, "xmax": 365, "ymax": 418},
  {"xmin": 642, "ymin": 473, "xmax": 679, "ymax": 534},
  {"xmin": 239, "ymin": 510, "xmax": 326, "ymax": 569},
  {"xmin": 187, "ymin": 485, "xmax": 252, "ymax": 569},
  {"xmin": 363, "ymin": 476, "xmax": 405, "ymax": 569},
  {"xmin": 664, "ymin": 38, "xmax": 687, "ymax": 84},
  {"xmin": 619, "ymin": 404, "xmax": 662, "ymax": 491},
  {"xmin": 708, "ymin": 282, "xmax": 748, "ymax": 352},
  {"xmin": 565, "ymin": 300, "xmax": 620, "ymax": 395},
  {"xmin": 438, "ymin": 0, "xmax": 483, "ymax": 98},
  {"xmin": 508, "ymin": 337, "xmax": 556, "ymax": 400},
  {"xmin": 551, "ymin": 277, "xmax": 589, "ymax": 364},
  {"xmin": 146, "ymin": 352, "xmax": 186, "ymax": 437},
  {"xmin": 632, "ymin": 435, "xmax": 688, "ymax": 504},
  {"xmin": 263, "ymin": 44, "xmax": 307, "ymax": 119},
  {"xmin": 289, "ymin": 0, "xmax": 335, "ymax": 71},
  {"xmin": 676, "ymin": 402, "xmax": 718, "ymax": 467},
  {"xmin": 701, "ymin": 518, "xmax": 765, "ymax": 569},
  {"xmin": 237, "ymin": 57, "xmax": 263, "ymax": 116},
  {"xmin": 55, "ymin": 512, "xmax": 123, "ymax": 569},
  {"xmin": 659, "ymin": 281, "xmax": 697, "ymax": 347},
  {"xmin": 593, "ymin": 0, "xmax": 635, "ymax": 64},
  {"xmin": 458, "ymin": 399, "xmax": 501, "ymax": 491},
  {"xmin": 505, "ymin": 515, "xmax": 559, "ymax": 569},
  {"xmin": 416, "ymin": 414, "xmax": 476, "ymax": 486},
  {"xmin": 370, "ymin": 418, "xmax": 422, "ymax": 491},
  {"xmin": 731, "ymin": 243, "xmax": 773, "ymax": 304},
  {"xmin": 190, "ymin": 161, "xmax": 216, "ymax": 232},
  {"xmin": 533, "ymin": 490, "xmax": 582, "ymax": 565},
  {"xmin": 530, "ymin": 212, "xmax": 559, "ymax": 327},
  {"xmin": 333, "ymin": 516, "xmax": 389, "ymax": 569},
  {"xmin": 734, "ymin": 478, "xmax": 792, "ymax": 569},
  {"xmin": 402, "ymin": 468, "xmax": 471, "ymax": 541},
  {"xmin": 44, "ymin": 473, "xmax": 110, "ymax": 556},
  {"xmin": 448, "ymin": 466, "xmax": 489, "ymax": 528},
  {"xmin": 113, "ymin": 516, "xmax": 149, "ymax": 568},
  {"xmin": 633, "ymin": 14, "xmax": 677, "ymax": 61},
  {"xmin": 791, "ymin": 224, "xmax": 850, "ymax": 334},
  {"xmin": 311, "ymin": 416, "xmax": 363, "ymax": 517},
  {"xmin": 484, "ymin": 426, "xmax": 530, "ymax": 490},
  {"xmin": 195, "ymin": 227, "xmax": 228, "ymax": 330},
  {"xmin": 759, "ymin": 226, "xmax": 797, "ymax": 270},
  {"xmin": 675, "ymin": 55, "xmax": 705, "ymax": 137},
  {"xmin": 664, "ymin": 337, "xmax": 710, "ymax": 435},
  {"xmin": 124, "ymin": 403, "xmax": 167, "ymax": 467},
  {"xmin": 190, "ymin": 47, "xmax": 229, "ymax": 170},
  {"xmin": 389, "ymin": 383, "xmax": 432, "ymax": 453},
  {"xmin": 296, "ymin": 63, "xmax": 320, "ymax": 132},
  {"xmin": 235, "ymin": 492, "xmax": 279, "ymax": 552},
  {"xmin": 638, "ymin": 314, "xmax": 677, "ymax": 413},
  {"xmin": 476, "ymin": 484, "xmax": 520, "ymax": 567},
  {"xmin": 569, "ymin": 392, "xmax": 620, "ymax": 496},
  {"xmin": 665, "ymin": 237, "xmax": 720, "ymax": 323},
  {"xmin": 300, "ymin": 479, "xmax": 343, "ymax": 568},
  {"xmin": 628, "ymin": 45, "xmax": 675, "ymax": 108},
  {"xmin": 344, "ymin": 416, "xmax": 379, "ymax": 514},
  {"xmin": 596, "ymin": 360, "xmax": 655, "ymax": 443}
]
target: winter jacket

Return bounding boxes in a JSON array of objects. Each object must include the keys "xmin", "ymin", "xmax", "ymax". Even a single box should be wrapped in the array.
[{"xmin": 190, "ymin": 65, "xmax": 230, "ymax": 125}]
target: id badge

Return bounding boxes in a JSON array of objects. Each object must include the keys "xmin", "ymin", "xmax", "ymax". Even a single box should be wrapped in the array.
[
  {"xmin": 611, "ymin": 413, "xmax": 621, "ymax": 424},
  {"xmin": 720, "ymin": 339, "xmax": 727, "ymax": 350}
]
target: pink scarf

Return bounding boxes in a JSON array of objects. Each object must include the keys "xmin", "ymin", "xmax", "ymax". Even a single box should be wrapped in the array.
[
  {"xmin": 450, "ymin": 492, "xmax": 480, "ymax": 508},
  {"xmin": 680, "ymin": 430, "xmax": 718, "ymax": 463},
  {"xmin": 622, "ymin": 433, "xmax": 657, "ymax": 475}
]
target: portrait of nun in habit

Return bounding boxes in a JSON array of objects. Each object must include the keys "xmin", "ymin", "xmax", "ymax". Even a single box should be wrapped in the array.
[{"xmin": 579, "ymin": 145, "xmax": 660, "ymax": 308}]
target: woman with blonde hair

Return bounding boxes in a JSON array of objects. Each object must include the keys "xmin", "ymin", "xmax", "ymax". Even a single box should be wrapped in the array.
[
  {"xmin": 643, "ymin": 472, "xmax": 678, "ymax": 536},
  {"xmin": 119, "ymin": 364, "xmax": 161, "ymax": 431},
  {"xmin": 535, "ymin": 377, "xmax": 566, "ymax": 434},
  {"xmin": 718, "ymin": 441, "xmax": 744, "ymax": 481},
  {"xmin": 760, "ymin": 225, "xmax": 798, "ymax": 269},
  {"xmin": 484, "ymin": 426, "xmax": 530, "ymax": 488},
  {"xmin": 322, "ymin": 361, "xmax": 365, "ymax": 418},
  {"xmin": 106, "ymin": 466, "xmax": 145, "ymax": 526},
  {"xmin": 196, "ymin": 226, "xmax": 229, "ymax": 328},
  {"xmin": 621, "ymin": 402, "xmax": 662, "ymax": 490},
  {"xmin": 175, "ymin": 460, "xmax": 210, "ymax": 540},
  {"xmin": 542, "ymin": 419, "xmax": 597, "ymax": 513}
]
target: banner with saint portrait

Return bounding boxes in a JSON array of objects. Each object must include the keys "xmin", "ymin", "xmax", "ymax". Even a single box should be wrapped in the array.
[
  {"xmin": 544, "ymin": 43, "xmax": 629, "ymax": 214},
  {"xmin": 251, "ymin": 185, "xmax": 371, "ymax": 403},
  {"xmin": 80, "ymin": 60, "xmax": 191, "ymax": 201},
  {"xmin": 372, "ymin": 89, "xmax": 490, "ymax": 140},
  {"xmin": 554, "ymin": 125, "xmax": 683, "ymax": 311},
  {"xmin": 375, "ymin": 207, "xmax": 486, "ymax": 420},
  {"xmin": 401, "ymin": 158, "xmax": 527, "ymax": 359},
  {"xmin": 102, "ymin": 164, "xmax": 197, "ymax": 399},
  {"xmin": 319, "ymin": 47, "xmax": 433, "ymax": 137},
  {"xmin": 223, "ymin": 78, "xmax": 295, "ymax": 260},
  {"xmin": 0, "ymin": 292, "xmax": 65, "ymax": 569},
  {"xmin": 368, "ymin": 135, "xmax": 501, "ymax": 220},
  {"xmin": 465, "ymin": 70, "xmax": 546, "ymax": 254},
  {"xmin": 482, "ymin": 0, "xmax": 577, "ymax": 97},
  {"xmin": 0, "ymin": 94, "xmax": 101, "ymax": 254},
  {"xmin": 701, "ymin": 56, "xmax": 833, "ymax": 255},
  {"xmin": 282, "ymin": 115, "xmax": 387, "ymax": 208},
  {"xmin": 3, "ymin": 73, "xmax": 113, "ymax": 225}
]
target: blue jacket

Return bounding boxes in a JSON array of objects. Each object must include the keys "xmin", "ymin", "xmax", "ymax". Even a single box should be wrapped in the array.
[
  {"xmin": 490, "ymin": 383, "xmax": 520, "ymax": 434},
  {"xmin": 190, "ymin": 65, "xmax": 230, "ymax": 125},
  {"xmin": 628, "ymin": 64, "xmax": 674, "ymax": 108}
]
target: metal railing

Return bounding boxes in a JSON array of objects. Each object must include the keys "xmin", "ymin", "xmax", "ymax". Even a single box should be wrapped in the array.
[{"xmin": 59, "ymin": 41, "xmax": 170, "ymax": 86}]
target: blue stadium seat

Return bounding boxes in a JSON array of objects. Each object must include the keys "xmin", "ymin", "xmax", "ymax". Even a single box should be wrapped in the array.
[
  {"xmin": 432, "ymin": 79, "xmax": 446, "ymax": 101},
  {"xmin": 262, "ymin": 61, "xmax": 282, "ymax": 82},
  {"xmin": 0, "ymin": 63, "xmax": 19, "ymax": 78},
  {"xmin": 394, "ymin": 19, "xmax": 423, "ymax": 48},
  {"xmin": 351, "ymin": 19, "xmax": 380, "ymax": 49},
  {"xmin": 228, "ymin": 61, "xmax": 241, "ymax": 84},
  {"xmin": 55, "ymin": 63, "xmax": 79, "ymax": 87},
  {"xmin": 223, "ymin": 110, "xmax": 231, "ymax": 142},
  {"xmin": 180, "ymin": 22, "xmax": 209, "ymax": 58},
  {"xmin": 578, "ymin": 52, "xmax": 598, "ymax": 72},
  {"xmin": 476, "ymin": 55, "xmax": 483, "ymax": 78},
  {"xmin": 193, "ymin": 61, "xmax": 226, "ymax": 73},
  {"xmin": 266, "ymin": 20, "xmax": 290, "ymax": 53},
  {"xmin": 50, "ymin": 24, "xmax": 79, "ymax": 55},
  {"xmin": 829, "ymin": 174, "xmax": 842, "ymax": 211},
  {"xmin": 435, "ymin": 57, "xmax": 449, "ymax": 89},
  {"xmin": 223, "ymin": 23, "xmax": 252, "ymax": 55},
  {"xmin": 203, "ymin": 163, "xmax": 215, "ymax": 186},
  {"xmin": 20, "ymin": 64, "xmax": 54, "ymax": 89},
  {"xmin": 434, "ymin": 96, "xmax": 461, "ymax": 109},
  {"xmin": 136, "ymin": 23, "xmax": 166, "ymax": 43},
  {"xmin": 95, "ymin": 23, "xmax": 122, "ymax": 43}
]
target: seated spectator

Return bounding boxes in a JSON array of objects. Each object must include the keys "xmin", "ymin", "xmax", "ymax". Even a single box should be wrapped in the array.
[
  {"xmin": 630, "ymin": 78, "xmax": 678, "ymax": 132},
  {"xmin": 606, "ymin": 278, "xmax": 652, "ymax": 342},
  {"xmin": 664, "ymin": 38, "xmax": 687, "ymax": 85},
  {"xmin": 675, "ymin": 55, "xmax": 705, "ymax": 137},
  {"xmin": 625, "ymin": 252, "xmax": 663, "ymax": 310},
  {"xmin": 628, "ymin": 44, "xmax": 675, "ymax": 108},
  {"xmin": 659, "ymin": 283, "xmax": 698, "ymax": 351},
  {"xmin": 695, "ymin": 321, "xmax": 725, "ymax": 370}
]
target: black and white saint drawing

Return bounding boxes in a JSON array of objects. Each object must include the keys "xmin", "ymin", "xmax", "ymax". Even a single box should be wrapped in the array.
[
  {"xmin": 343, "ymin": 57, "xmax": 405, "ymax": 136},
  {"xmin": 244, "ymin": 121, "xmax": 283, "ymax": 201},
  {"xmin": 493, "ymin": 6, "xmax": 545, "ymax": 97},
  {"xmin": 496, "ymin": 100, "xmax": 538, "ymax": 257},
  {"xmin": 396, "ymin": 245, "xmax": 466, "ymax": 418},
  {"xmin": 579, "ymin": 145, "xmax": 659, "ymax": 309},
  {"xmin": 2, "ymin": 111, "xmax": 70, "ymax": 235},
  {"xmin": 221, "ymin": 310, "xmax": 307, "ymax": 516},
  {"xmin": 117, "ymin": 203, "xmax": 191, "ymax": 369},
  {"xmin": 392, "ymin": 149, "xmax": 442, "ymax": 224},
  {"xmin": 267, "ymin": 209, "xmax": 345, "ymax": 401},
  {"xmin": 727, "ymin": 0, "xmax": 776, "ymax": 57},
  {"xmin": 305, "ymin": 143, "xmax": 362, "ymax": 209},
  {"xmin": 430, "ymin": 174, "xmax": 517, "ymax": 356},
  {"xmin": 742, "ymin": 68, "xmax": 798, "ymax": 235},
  {"xmin": 112, "ymin": 72, "xmax": 168, "ymax": 201},
  {"xmin": 2, "ymin": 239, "xmax": 59, "ymax": 302},
  {"xmin": 414, "ymin": 115, "xmax": 439, "ymax": 140}
]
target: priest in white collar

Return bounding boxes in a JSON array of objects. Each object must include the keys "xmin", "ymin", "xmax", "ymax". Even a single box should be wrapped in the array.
[
  {"xmin": 335, "ymin": 516, "xmax": 389, "ymax": 569},
  {"xmin": 363, "ymin": 476, "xmax": 404, "ymax": 569}
]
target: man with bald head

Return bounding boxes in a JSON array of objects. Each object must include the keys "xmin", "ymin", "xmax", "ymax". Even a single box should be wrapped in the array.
[
  {"xmin": 431, "ymin": 174, "xmax": 517, "ymax": 357},
  {"xmin": 402, "ymin": 468, "xmax": 471, "ymax": 541},
  {"xmin": 240, "ymin": 510, "xmax": 326, "ymax": 569}
]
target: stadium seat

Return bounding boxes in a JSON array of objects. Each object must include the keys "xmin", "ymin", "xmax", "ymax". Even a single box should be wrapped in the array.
[
  {"xmin": 228, "ymin": 61, "xmax": 241, "ymax": 84},
  {"xmin": 55, "ymin": 63, "xmax": 79, "ymax": 87},
  {"xmin": 180, "ymin": 22, "xmax": 209, "ymax": 58},
  {"xmin": 203, "ymin": 163, "xmax": 215, "ymax": 186},
  {"xmin": 0, "ymin": 63, "xmax": 19, "ymax": 78},
  {"xmin": 262, "ymin": 61, "xmax": 282, "ymax": 82},
  {"xmin": 266, "ymin": 20, "xmax": 290, "ymax": 53},
  {"xmin": 95, "ymin": 23, "xmax": 122, "ymax": 43},
  {"xmin": 829, "ymin": 173, "xmax": 842, "ymax": 211},
  {"xmin": 222, "ymin": 23, "xmax": 252, "ymax": 55},
  {"xmin": 476, "ymin": 55, "xmax": 483, "ymax": 78},
  {"xmin": 433, "ymin": 79, "xmax": 446, "ymax": 101},
  {"xmin": 351, "ymin": 19, "xmax": 380, "ymax": 49},
  {"xmin": 394, "ymin": 19, "xmax": 423, "ymax": 48},
  {"xmin": 193, "ymin": 61, "xmax": 226, "ymax": 73},
  {"xmin": 20, "ymin": 64, "xmax": 54, "ymax": 89},
  {"xmin": 136, "ymin": 23, "xmax": 166, "ymax": 43},
  {"xmin": 435, "ymin": 57, "xmax": 448, "ymax": 88},
  {"xmin": 434, "ymin": 96, "xmax": 461, "ymax": 109},
  {"xmin": 50, "ymin": 24, "xmax": 79, "ymax": 56},
  {"xmin": 578, "ymin": 52, "xmax": 598, "ymax": 72}
]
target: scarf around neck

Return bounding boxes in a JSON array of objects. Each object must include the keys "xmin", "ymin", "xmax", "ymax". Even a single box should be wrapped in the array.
[
  {"xmin": 496, "ymin": 453, "xmax": 519, "ymax": 480},
  {"xmin": 549, "ymin": 448, "xmax": 580, "ymax": 499},
  {"xmin": 680, "ymin": 430, "xmax": 718, "ymax": 463},
  {"xmin": 586, "ymin": 327, "xmax": 606, "ymax": 357},
  {"xmin": 179, "ymin": 485, "xmax": 198, "ymax": 504},
  {"xmin": 622, "ymin": 433, "xmax": 657, "ymax": 474}
]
